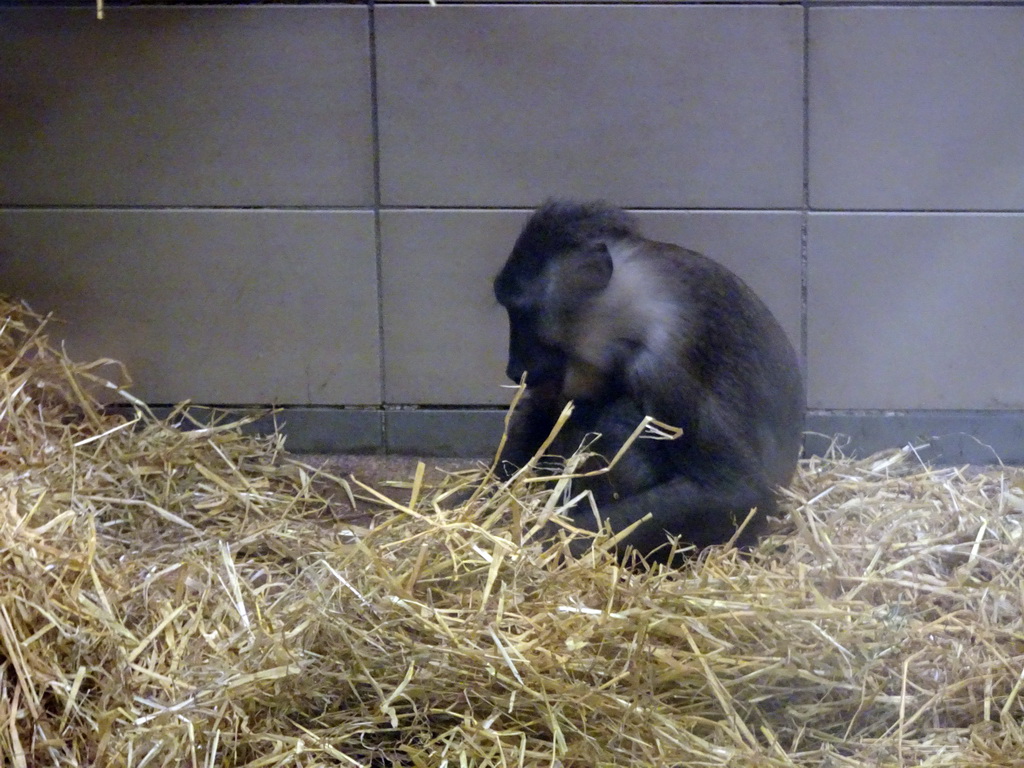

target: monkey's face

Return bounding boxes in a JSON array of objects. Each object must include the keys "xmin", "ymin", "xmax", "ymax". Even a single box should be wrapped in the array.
[
  {"xmin": 501, "ymin": 304, "xmax": 567, "ymax": 389},
  {"xmin": 495, "ymin": 246, "xmax": 562, "ymax": 389},
  {"xmin": 495, "ymin": 242, "xmax": 616, "ymax": 399},
  {"xmin": 502, "ymin": 306, "xmax": 607, "ymax": 402}
]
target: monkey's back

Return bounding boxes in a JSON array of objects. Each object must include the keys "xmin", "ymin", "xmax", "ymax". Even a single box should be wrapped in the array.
[{"xmin": 627, "ymin": 242, "xmax": 805, "ymax": 489}]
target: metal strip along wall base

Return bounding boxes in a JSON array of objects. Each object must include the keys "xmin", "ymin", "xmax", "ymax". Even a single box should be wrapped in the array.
[{"xmin": 109, "ymin": 406, "xmax": 1024, "ymax": 466}]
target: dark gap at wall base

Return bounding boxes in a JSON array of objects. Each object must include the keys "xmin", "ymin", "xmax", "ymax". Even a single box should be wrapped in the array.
[{"xmin": 106, "ymin": 406, "xmax": 1024, "ymax": 466}]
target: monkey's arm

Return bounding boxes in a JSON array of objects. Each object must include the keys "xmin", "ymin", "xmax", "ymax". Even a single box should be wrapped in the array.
[
  {"xmin": 497, "ymin": 385, "xmax": 566, "ymax": 479},
  {"xmin": 558, "ymin": 470, "xmax": 775, "ymax": 563}
]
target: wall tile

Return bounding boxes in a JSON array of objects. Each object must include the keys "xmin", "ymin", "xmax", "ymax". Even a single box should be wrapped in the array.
[
  {"xmin": 807, "ymin": 214, "xmax": 1024, "ymax": 409},
  {"xmin": 0, "ymin": 7, "xmax": 373, "ymax": 206},
  {"xmin": 248, "ymin": 408, "xmax": 384, "ymax": 454},
  {"xmin": 381, "ymin": 209, "xmax": 802, "ymax": 405},
  {"xmin": 805, "ymin": 411, "xmax": 1024, "ymax": 466},
  {"xmin": 809, "ymin": 7, "xmax": 1024, "ymax": 211},
  {"xmin": 377, "ymin": 5, "xmax": 803, "ymax": 208},
  {"xmin": 381, "ymin": 210, "xmax": 521, "ymax": 405},
  {"xmin": 385, "ymin": 410, "xmax": 506, "ymax": 459},
  {"xmin": 0, "ymin": 210, "xmax": 381, "ymax": 404}
]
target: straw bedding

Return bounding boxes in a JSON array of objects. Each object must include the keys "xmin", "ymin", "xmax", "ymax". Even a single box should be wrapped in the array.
[{"xmin": 2, "ymin": 297, "xmax": 1023, "ymax": 768}]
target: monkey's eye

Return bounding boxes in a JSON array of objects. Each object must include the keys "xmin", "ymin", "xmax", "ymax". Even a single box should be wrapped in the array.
[{"xmin": 495, "ymin": 272, "xmax": 526, "ymax": 306}]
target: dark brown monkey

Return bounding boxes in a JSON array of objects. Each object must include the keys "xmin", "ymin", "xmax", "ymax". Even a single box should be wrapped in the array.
[{"xmin": 493, "ymin": 200, "xmax": 804, "ymax": 563}]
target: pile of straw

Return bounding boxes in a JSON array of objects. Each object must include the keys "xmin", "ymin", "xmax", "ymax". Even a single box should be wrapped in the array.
[{"xmin": 2, "ymin": 297, "xmax": 1023, "ymax": 768}]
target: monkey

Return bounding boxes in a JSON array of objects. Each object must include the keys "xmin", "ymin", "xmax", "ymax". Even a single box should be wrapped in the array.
[{"xmin": 493, "ymin": 200, "xmax": 805, "ymax": 563}]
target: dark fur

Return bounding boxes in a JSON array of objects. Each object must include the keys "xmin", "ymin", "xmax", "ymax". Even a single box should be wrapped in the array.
[{"xmin": 495, "ymin": 200, "xmax": 805, "ymax": 563}]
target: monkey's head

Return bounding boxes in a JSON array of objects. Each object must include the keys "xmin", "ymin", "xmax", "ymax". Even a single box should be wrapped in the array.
[{"xmin": 494, "ymin": 201, "xmax": 641, "ymax": 399}]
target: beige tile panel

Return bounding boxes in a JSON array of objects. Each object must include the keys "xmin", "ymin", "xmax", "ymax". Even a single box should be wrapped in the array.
[
  {"xmin": 381, "ymin": 210, "xmax": 522, "ymax": 405},
  {"xmin": 809, "ymin": 7, "xmax": 1024, "ymax": 211},
  {"xmin": 807, "ymin": 214, "xmax": 1024, "ymax": 410},
  {"xmin": 0, "ymin": 7, "xmax": 374, "ymax": 206},
  {"xmin": 382, "ymin": 209, "xmax": 802, "ymax": 405},
  {"xmin": 377, "ymin": 5, "xmax": 803, "ymax": 208},
  {"xmin": 0, "ymin": 210, "xmax": 381, "ymax": 405}
]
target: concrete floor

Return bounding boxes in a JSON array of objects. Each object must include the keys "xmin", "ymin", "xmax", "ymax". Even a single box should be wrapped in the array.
[{"xmin": 290, "ymin": 453, "xmax": 486, "ymax": 525}]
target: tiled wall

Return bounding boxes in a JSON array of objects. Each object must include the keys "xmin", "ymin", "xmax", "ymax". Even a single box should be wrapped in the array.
[{"xmin": 2, "ymin": 2, "xmax": 1023, "ymax": 461}]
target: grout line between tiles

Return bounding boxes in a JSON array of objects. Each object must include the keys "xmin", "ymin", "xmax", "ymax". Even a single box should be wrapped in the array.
[
  {"xmin": 368, "ymin": 0, "xmax": 389, "ymax": 451},
  {"xmin": 6, "ymin": 205, "xmax": 1022, "ymax": 215},
  {"xmin": 801, "ymin": 1, "xmax": 811, "ymax": 380}
]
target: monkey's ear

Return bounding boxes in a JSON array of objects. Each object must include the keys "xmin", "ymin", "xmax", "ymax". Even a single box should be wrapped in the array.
[{"xmin": 562, "ymin": 244, "xmax": 613, "ymax": 297}]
